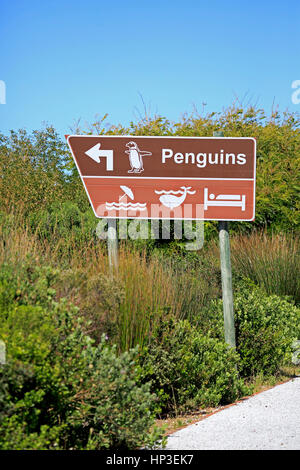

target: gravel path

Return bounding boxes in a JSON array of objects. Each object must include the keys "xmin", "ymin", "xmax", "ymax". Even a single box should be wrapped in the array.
[{"xmin": 165, "ymin": 377, "xmax": 300, "ymax": 450}]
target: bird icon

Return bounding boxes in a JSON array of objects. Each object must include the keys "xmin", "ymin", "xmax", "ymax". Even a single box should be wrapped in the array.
[{"xmin": 125, "ymin": 141, "xmax": 152, "ymax": 174}]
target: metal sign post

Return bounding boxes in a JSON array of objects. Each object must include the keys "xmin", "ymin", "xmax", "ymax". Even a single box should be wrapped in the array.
[
  {"xmin": 214, "ymin": 131, "xmax": 236, "ymax": 348},
  {"xmin": 0, "ymin": 340, "xmax": 6, "ymax": 365},
  {"xmin": 218, "ymin": 220, "xmax": 236, "ymax": 348}
]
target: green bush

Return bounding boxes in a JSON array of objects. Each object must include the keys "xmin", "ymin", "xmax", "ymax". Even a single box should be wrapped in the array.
[
  {"xmin": 74, "ymin": 339, "xmax": 163, "ymax": 450},
  {"xmin": 0, "ymin": 271, "xmax": 163, "ymax": 449},
  {"xmin": 0, "ymin": 261, "xmax": 59, "ymax": 311},
  {"xmin": 0, "ymin": 336, "xmax": 163, "ymax": 450},
  {"xmin": 212, "ymin": 281, "xmax": 300, "ymax": 377},
  {"xmin": 139, "ymin": 319, "xmax": 249, "ymax": 415},
  {"xmin": 0, "ymin": 361, "xmax": 66, "ymax": 450}
]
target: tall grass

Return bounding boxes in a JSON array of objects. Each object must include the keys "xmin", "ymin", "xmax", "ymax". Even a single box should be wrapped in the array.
[
  {"xmin": 65, "ymin": 243, "xmax": 218, "ymax": 350},
  {"xmin": 0, "ymin": 215, "xmax": 45, "ymax": 264},
  {"xmin": 113, "ymin": 248, "xmax": 219, "ymax": 350},
  {"xmin": 0, "ymin": 214, "xmax": 220, "ymax": 351},
  {"xmin": 230, "ymin": 231, "xmax": 299, "ymax": 304},
  {"xmin": 3, "ymin": 215, "xmax": 298, "ymax": 351}
]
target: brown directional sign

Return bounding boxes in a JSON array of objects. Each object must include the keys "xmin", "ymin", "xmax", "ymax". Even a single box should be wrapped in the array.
[{"xmin": 66, "ymin": 135, "xmax": 256, "ymax": 221}]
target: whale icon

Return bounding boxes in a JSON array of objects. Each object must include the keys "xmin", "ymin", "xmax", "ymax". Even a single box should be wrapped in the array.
[{"xmin": 155, "ymin": 186, "xmax": 196, "ymax": 209}]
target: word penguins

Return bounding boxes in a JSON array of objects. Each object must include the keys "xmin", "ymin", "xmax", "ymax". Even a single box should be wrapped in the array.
[{"xmin": 162, "ymin": 148, "xmax": 247, "ymax": 168}]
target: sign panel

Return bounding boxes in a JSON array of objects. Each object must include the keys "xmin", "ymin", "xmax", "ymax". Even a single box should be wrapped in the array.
[{"xmin": 66, "ymin": 135, "xmax": 256, "ymax": 220}]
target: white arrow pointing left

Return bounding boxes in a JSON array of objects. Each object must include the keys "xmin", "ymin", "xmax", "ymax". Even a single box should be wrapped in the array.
[{"xmin": 85, "ymin": 143, "xmax": 114, "ymax": 171}]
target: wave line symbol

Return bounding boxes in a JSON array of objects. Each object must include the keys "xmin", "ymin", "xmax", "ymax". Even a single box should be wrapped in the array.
[{"xmin": 106, "ymin": 185, "xmax": 147, "ymax": 212}]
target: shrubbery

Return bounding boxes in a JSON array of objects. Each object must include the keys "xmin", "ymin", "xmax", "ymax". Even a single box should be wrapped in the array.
[
  {"xmin": 139, "ymin": 319, "xmax": 249, "ymax": 415},
  {"xmin": 0, "ymin": 267, "xmax": 163, "ymax": 450},
  {"xmin": 235, "ymin": 284, "xmax": 300, "ymax": 376},
  {"xmin": 0, "ymin": 253, "xmax": 299, "ymax": 448},
  {"xmin": 211, "ymin": 281, "xmax": 300, "ymax": 377}
]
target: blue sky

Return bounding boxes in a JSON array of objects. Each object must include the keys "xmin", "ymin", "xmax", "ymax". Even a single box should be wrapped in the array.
[{"xmin": 1, "ymin": 0, "xmax": 299, "ymax": 137}]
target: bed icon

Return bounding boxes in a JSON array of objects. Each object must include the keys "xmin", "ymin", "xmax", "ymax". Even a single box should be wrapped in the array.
[{"xmin": 204, "ymin": 188, "xmax": 246, "ymax": 211}]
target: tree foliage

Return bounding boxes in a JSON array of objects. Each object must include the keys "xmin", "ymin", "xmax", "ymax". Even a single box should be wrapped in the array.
[{"xmin": 1, "ymin": 105, "xmax": 299, "ymax": 232}]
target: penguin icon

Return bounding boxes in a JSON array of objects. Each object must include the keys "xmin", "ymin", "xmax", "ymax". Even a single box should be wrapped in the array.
[{"xmin": 125, "ymin": 141, "xmax": 152, "ymax": 173}]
